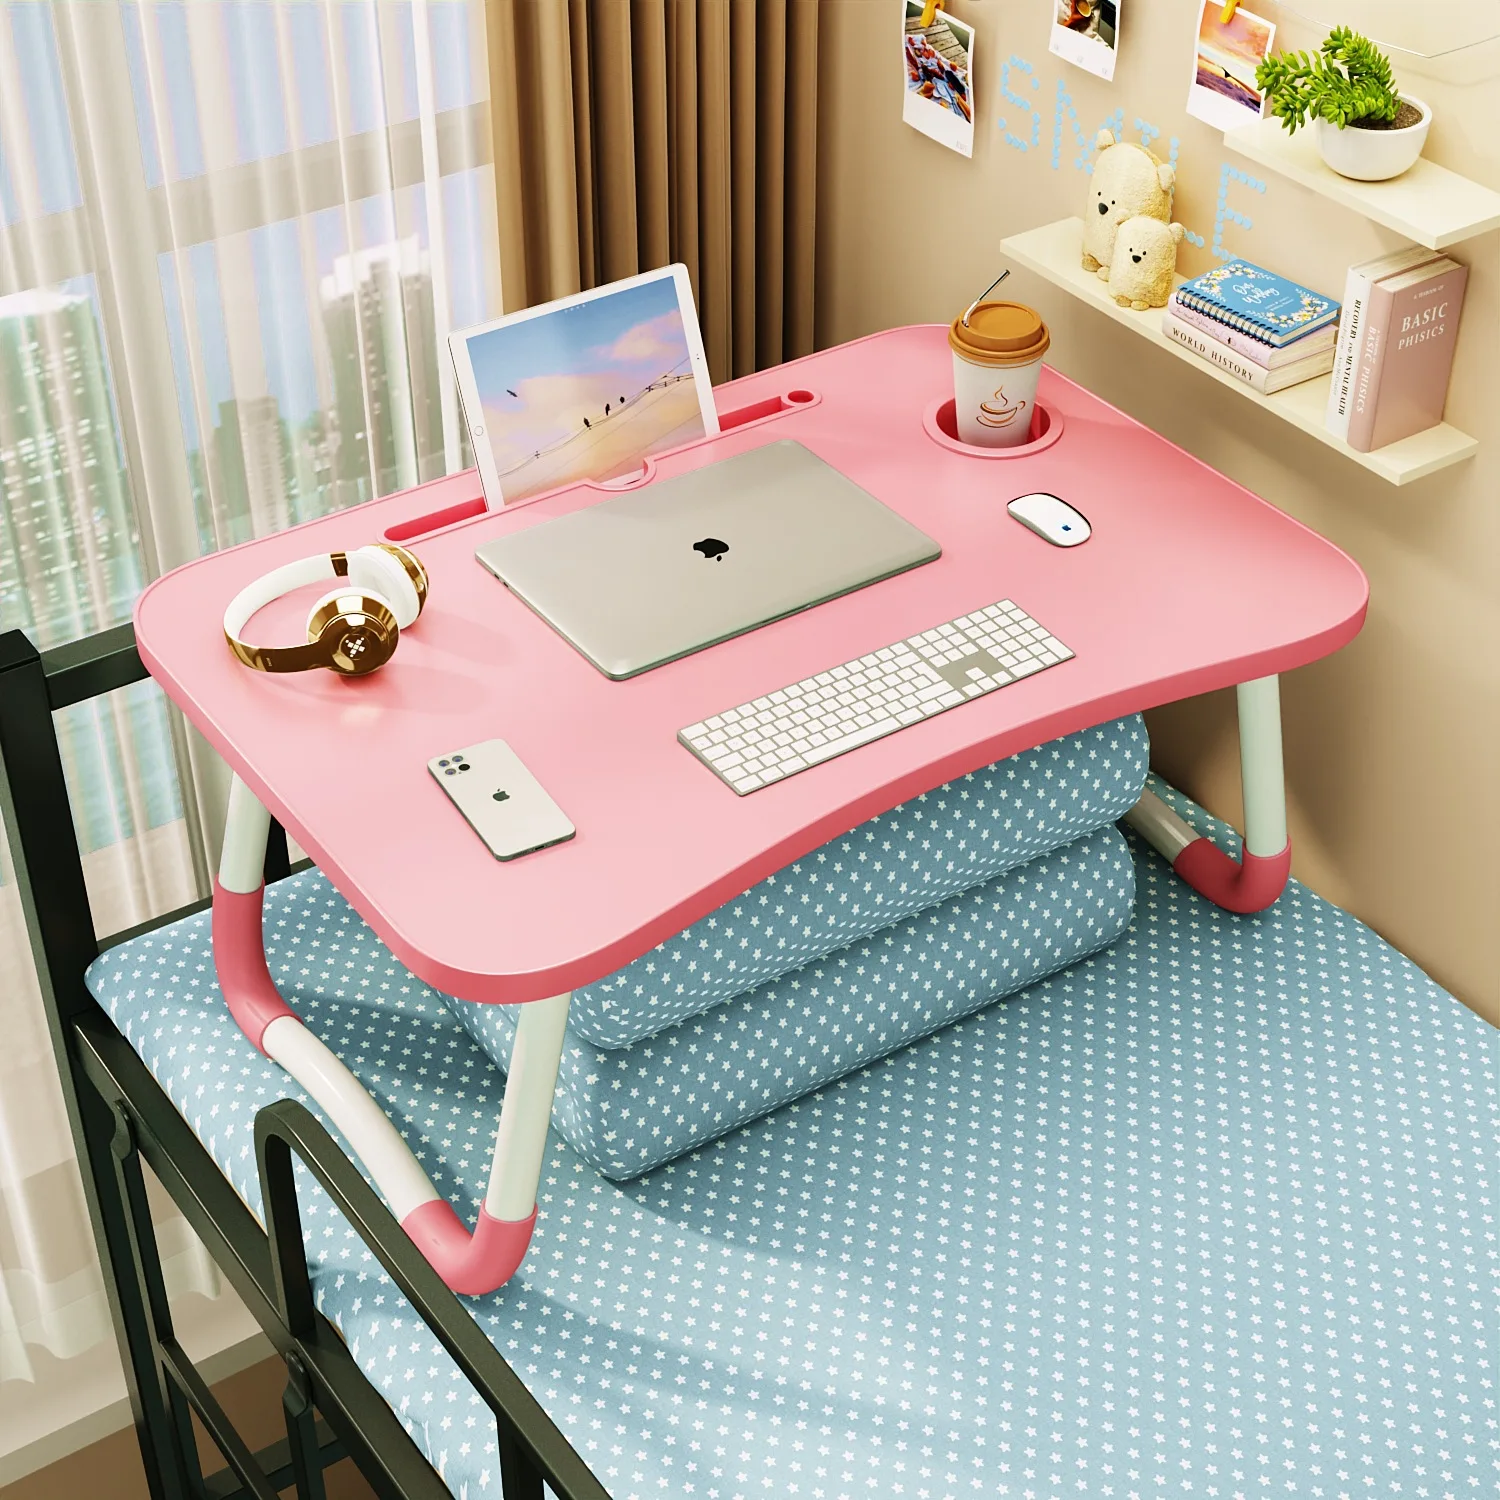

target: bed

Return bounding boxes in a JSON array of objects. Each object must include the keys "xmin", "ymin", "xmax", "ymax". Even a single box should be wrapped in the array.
[{"xmin": 4, "ymin": 624, "xmax": 1495, "ymax": 1500}]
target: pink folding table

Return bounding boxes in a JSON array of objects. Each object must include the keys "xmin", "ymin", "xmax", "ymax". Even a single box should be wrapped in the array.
[{"xmin": 135, "ymin": 325, "xmax": 1369, "ymax": 1293}]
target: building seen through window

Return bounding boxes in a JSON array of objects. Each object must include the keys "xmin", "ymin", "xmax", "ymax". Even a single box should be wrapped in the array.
[
  {"xmin": 0, "ymin": 0, "xmax": 497, "ymax": 895},
  {"xmin": 0, "ymin": 283, "xmax": 141, "ymax": 649}
]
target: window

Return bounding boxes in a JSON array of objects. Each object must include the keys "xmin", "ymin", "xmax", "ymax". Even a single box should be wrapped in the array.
[
  {"xmin": 0, "ymin": 0, "xmax": 501, "ymax": 1378},
  {"xmin": 0, "ymin": 0, "xmax": 500, "ymax": 917}
]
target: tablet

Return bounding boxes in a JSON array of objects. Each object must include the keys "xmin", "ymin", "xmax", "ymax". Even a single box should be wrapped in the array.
[{"xmin": 449, "ymin": 264, "xmax": 718, "ymax": 507}]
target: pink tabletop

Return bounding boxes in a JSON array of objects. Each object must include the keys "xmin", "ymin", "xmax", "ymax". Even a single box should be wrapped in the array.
[{"xmin": 136, "ymin": 326, "xmax": 1367, "ymax": 1004}]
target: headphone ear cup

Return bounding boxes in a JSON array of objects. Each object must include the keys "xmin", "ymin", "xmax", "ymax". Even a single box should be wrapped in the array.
[
  {"xmin": 305, "ymin": 588, "xmax": 400, "ymax": 675},
  {"xmin": 347, "ymin": 545, "xmax": 423, "ymax": 628}
]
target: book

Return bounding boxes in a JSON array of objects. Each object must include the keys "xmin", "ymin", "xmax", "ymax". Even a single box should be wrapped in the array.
[
  {"xmin": 1162, "ymin": 313, "xmax": 1336, "ymax": 394},
  {"xmin": 1167, "ymin": 292, "xmax": 1336, "ymax": 369},
  {"xmin": 1346, "ymin": 258, "xmax": 1468, "ymax": 453},
  {"xmin": 1325, "ymin": 247, "xmax": 1443, "ymax": 440},
  {"xmin": 1175, "ymin": 259, "xmax": 1340, "ymax": 346}
]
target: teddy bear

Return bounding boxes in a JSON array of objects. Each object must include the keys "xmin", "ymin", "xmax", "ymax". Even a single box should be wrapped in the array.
[
  {"xmin": 1107, "ymin": 216, "xmax": 1185, "ymax": 310},
  {"xmin": 1082, "ymin": 129, "xmax": 1175, "ymax": 280}
]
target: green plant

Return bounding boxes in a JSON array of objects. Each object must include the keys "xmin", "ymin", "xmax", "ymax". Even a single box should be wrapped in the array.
[{"xmin": 1255, "ymin": 27, "xmax": 1400, "ymax": 133}]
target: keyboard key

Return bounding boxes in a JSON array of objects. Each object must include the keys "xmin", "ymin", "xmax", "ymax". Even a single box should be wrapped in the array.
[{"xmin": 802, "ymin": 718, "xmax": 897, "ymax": 766}]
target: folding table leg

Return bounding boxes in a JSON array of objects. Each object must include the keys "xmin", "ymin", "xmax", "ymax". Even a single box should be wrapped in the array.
[
  {"xmin": 1124, "ymin": 674, "xmax": 1292, "ymax": 914},
  {"xmin": 212, "ymin": 774, "xmax": 566, "ymax": 1294}
]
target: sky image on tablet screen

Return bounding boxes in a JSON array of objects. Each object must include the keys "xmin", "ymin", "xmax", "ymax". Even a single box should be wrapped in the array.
[{"xmin": 465, "ymin": 276, "xmax": 706, "ymax": 502}]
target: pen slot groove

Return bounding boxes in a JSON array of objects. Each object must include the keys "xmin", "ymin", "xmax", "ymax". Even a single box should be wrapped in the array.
[
  {"xmin": 384, "ymin": 494, "xmax": 488, "ymax": 542},
  {"xmin": 717, "ymin": 388, "xmax": 822, "ymax": 431}
]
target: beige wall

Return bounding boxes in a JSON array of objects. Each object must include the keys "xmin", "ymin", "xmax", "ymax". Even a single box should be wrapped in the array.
[{"xmin": 815, "ymin": 1, "xmax": 1499, "ymax": 1023}]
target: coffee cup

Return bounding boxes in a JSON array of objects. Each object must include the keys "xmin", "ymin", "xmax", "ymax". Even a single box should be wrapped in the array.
[{"xmin": 948, "ymin": 301, "xmax": 1050, "ymax": 448}]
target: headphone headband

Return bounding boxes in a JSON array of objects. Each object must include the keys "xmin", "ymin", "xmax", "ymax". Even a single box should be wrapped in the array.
[{"xmin": 377, "ymin": 541, "xmax": 429, "ymax": 613}]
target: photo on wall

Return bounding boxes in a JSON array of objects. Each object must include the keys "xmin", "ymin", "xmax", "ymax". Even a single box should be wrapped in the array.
[
  {"xmin": 1049, "ymin": 0, "xmax": 1120, "ymax": 83},
  {"xmin": 902, "ymin": 1, "xmax": 976, "ymax": 158},
  {"xmin": 1186, "ymin": 0, "xmax": 1276, "ymax": 131}
]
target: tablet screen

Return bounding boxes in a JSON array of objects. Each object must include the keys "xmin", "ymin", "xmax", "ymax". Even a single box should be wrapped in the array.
[{"xmin": 452, "ymin": 267, "xmax": 716, "ymax": 505}]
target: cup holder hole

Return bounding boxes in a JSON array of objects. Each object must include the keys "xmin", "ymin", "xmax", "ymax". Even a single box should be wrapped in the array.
[
  {"xmin": 934, "ymin": 397, "xmax": 1051, "ymax": 446},
  {"xmin": 785, "ymin": 388, "xmax": 816, "ymax": 405},
  {"xmin": 923, "ymin": 396, "xmax": 1063, "ymax": 458}
]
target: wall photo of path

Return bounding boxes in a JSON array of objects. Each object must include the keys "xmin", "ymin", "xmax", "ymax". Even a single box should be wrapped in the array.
[{"xmin": 464, "ymin": 276, "xmax": 709, "ymax": 504}]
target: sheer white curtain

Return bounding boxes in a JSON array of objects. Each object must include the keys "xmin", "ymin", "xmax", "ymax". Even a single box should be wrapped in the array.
[{"xmin": 0, "ymin": 0, "xmax": 500, "ymax": 1396}]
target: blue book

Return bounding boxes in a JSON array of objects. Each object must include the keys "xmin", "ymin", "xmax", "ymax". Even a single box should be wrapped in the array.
[{"xmin": 1175, "ymin": 260, "xmax": 1340, "ymax": 347}]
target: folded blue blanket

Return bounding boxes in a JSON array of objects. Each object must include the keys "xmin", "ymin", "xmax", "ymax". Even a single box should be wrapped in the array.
[
  {"xmin": 452, "ymin": 824, "xmax": 1135, "ymax": 1178},
  {"xmin": 532, "ymin": 715, "xmax": 1148, "ymax": 1050}
]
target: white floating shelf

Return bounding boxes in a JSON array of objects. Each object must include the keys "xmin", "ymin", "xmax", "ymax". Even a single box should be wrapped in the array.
[
  {"xmin": 1000, "ymin": 218, "xmax": 1477, "ymax": 487},
  {"xmin": 1222, "ymin": 117, "xmax": 1500, "ymax": 250}
]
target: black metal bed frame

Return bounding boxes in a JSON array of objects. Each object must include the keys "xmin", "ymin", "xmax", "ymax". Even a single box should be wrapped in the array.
[{"xmin": 0, "ymin": 625, "xmax": 609, "ymax": 1500}]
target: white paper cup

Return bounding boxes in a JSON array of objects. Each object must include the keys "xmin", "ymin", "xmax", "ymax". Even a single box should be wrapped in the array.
[{"xmin": 948, "ymin": 302, "xmax": 1050, "ymax": 449}]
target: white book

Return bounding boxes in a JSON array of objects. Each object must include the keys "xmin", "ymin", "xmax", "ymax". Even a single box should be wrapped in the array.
[
  {"xmin": 1325, "ymin": 246, "xmax": 1443, "ymax": 439},
  {"xmin": 1163, "ymin": 313, "xmax": 1335, "ymax": 394}
]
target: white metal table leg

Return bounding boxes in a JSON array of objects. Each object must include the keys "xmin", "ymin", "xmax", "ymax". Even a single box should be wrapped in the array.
[
  {"xmin": 1123, "ymin": 675, "xmax": 1292, "ymax": 914},
  {"xmin": 213, "ymin": 773, "xmax": 564, "ymax": 1294}
]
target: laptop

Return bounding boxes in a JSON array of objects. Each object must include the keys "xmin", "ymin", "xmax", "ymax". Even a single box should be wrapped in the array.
[{"xmin": 474, "ymin": 440, "xmax": 941, "ymax": 679}]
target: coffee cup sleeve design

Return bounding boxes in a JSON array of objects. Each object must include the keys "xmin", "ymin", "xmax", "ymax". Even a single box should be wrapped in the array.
[{"xmin": 976, "ymin": 385, "xmax": 1027, "ymax": 428}]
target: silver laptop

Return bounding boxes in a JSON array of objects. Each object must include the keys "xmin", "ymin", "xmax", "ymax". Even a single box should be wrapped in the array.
[{"xmin": 475, "ymin": 440, "xmax": 940, "ymax": 679}]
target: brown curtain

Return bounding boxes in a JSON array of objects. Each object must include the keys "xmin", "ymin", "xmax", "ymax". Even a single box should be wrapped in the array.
[{"xmin": 486, "ymin": 0, "xmax": 819, "ymax": 384}]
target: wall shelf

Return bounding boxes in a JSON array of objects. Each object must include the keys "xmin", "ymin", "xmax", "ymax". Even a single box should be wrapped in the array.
[
  {"xmin": 1258, "ymin": 2, "xmax": 1500, "ymax": 60},
  {"xmin": 1222, "ymin": 117, "xmax": 1500, "ymax": 250},
  {"xmin": 999, "ymin": 218, "xmax": 1477, "ymax": 487}
]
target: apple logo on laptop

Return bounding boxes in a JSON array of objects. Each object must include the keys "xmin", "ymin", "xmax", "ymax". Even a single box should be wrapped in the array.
[{"xmin": 693, "ymin": 537, "xmax": 729, "ymax": 562}]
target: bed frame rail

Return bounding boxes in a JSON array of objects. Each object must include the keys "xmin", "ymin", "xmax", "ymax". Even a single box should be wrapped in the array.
[{"xmin": 0, "ymin": 626, "xmax": 607, "ymax": 1500}]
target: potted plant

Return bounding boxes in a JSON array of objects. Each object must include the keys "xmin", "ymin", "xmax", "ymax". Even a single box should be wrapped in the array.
[{"xmin": 1256, "ymin": 27, "xmax": 1430, "ymax": 182}]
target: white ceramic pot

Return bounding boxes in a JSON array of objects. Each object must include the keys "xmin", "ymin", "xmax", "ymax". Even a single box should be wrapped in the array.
[{"xmin": 1314, "ymin": 96, "xmax": 1430, "ymax": 182}]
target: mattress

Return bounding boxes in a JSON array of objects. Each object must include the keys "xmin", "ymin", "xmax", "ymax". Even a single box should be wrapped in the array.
[
  {"xmin": 452, "ymin": 825, "xmax": 1134, "ymax": 1178},
  {"xmin": 552, "ymin": 714, "xmax": 1148, "ymax": 1049},
  {"xmin": 86, "ymin": 778, "xmax": 1500, "ymax": 1499}
]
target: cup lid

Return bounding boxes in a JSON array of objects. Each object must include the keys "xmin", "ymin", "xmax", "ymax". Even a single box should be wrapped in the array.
[{"xmin": 949, "ymin": 301, "xmax": 1050, "ymax": 365}]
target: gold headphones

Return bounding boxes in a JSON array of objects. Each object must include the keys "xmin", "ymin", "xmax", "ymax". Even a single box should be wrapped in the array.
[{"xmin": 223, "ymin": 544, "xmax": 428, "ymax": 677}]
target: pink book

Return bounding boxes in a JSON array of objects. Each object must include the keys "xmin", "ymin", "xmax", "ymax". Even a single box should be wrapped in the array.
[{"xmin": 1347, "ymin": 259, "xmax": 1468, "ymax": 453}]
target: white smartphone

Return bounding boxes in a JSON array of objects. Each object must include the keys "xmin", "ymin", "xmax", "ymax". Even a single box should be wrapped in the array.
[{"xmin": 428, "ymin": 740, "xmax": 575, "ymax": 861}]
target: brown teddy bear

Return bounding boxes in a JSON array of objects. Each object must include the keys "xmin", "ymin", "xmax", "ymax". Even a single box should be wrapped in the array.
[
  {"xmin": 1107, "ymin": 216, "xmax": 1186, "ymax": 310},
  {"xmin": 1083, "ymin": 129, "xmax": 1176, "ymax": 280}
]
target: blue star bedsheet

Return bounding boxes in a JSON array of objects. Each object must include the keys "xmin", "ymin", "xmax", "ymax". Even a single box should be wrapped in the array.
[
  {"xmin": 552, "ymin": 714, "xmax": 1149, "ymax": 1049},
  {"xmin": 86, "ymin": 777, "xmax": 1499, "ymax": 1499},
  {"xmin": 453, "ymin": 826, "xmax": 1133, "ymax": 1179}
]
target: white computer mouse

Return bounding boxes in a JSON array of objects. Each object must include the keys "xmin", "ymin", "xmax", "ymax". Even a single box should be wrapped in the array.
[{"xmin": 1007, "ymin": 492, "xmax": 1091, "ymax": 547}]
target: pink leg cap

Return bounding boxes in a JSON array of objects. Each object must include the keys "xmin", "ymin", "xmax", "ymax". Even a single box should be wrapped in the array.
[
  {"xmin": 401, "ymin": 1201, "xmax": 538, "ymax": 1296},
  {"xmin": 1173, "ymin": 838, "xmax": 1292, "ymax": 915},
  {"xmin": 214, "ymin": 880, "xmax": 298, "ymax": 1053}
]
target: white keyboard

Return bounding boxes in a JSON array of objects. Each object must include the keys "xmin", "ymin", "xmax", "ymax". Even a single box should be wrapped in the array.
[{"xmin": 679, "ymin": 600, "xmax": 1074, "ymax": 795}]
